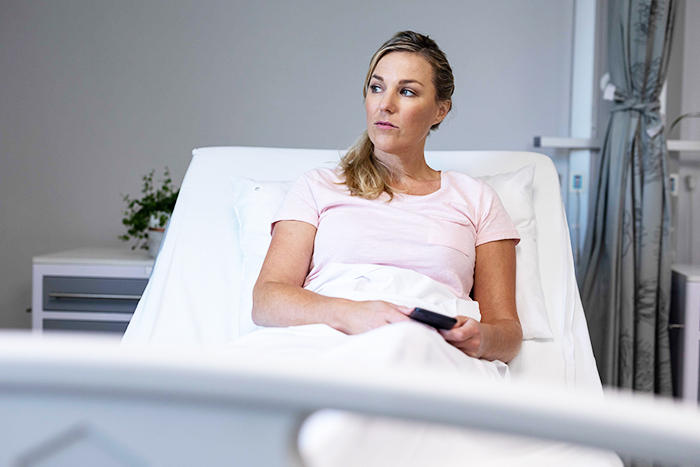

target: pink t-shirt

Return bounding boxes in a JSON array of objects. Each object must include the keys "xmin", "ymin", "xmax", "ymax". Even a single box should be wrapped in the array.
[{"xmin": 272, "ymin": 168, "xmax": 520, "ymax": 300}]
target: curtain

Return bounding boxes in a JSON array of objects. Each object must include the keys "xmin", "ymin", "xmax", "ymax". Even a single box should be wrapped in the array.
[{"xmin": 579, "ymin": 0, "xmax": 677, "ymax": 395}]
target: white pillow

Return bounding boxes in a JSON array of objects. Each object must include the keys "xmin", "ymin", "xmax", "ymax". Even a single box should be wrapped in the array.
[
  {"xmin": 231, "ymin": 178, "xmax": 293, "ymax": 336},
  {"xmin": 231, "ymin": 165, "xmax": 552, "ymax": 340},
  {"xmin": 479, "ymin": 164, "xmax": 552, "ymax": 339}
]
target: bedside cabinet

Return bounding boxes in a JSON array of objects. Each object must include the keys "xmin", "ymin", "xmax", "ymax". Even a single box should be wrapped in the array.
[
  {"xmin": 670, "ymin": 264, "xmax": 700, "ymax": 403},
  {"xmin": 32, "ymin": 248, "xmax": 154, "ymax": 335}
]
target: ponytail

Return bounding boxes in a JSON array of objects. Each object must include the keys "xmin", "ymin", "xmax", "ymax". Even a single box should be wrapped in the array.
[{"xmin": 339, "ymin": 131, "xmax": 397, "ymax": 200}]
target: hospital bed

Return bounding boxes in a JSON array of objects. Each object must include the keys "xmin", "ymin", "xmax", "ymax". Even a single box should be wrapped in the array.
[{"xmin": 1, "ymin": 147, "xmax": 699, "ymax": 466}]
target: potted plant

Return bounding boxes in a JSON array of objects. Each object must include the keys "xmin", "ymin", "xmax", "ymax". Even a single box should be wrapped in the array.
[{"xmin": 120, "ymin": 168, "xmax": 179, "ymax": 258}]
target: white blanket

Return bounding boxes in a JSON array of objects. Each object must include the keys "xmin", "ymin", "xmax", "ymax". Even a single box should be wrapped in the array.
[
  {"xmin": 227, "ymin": 263, "xmax": 507, "ymax": 380},
  {"xmin": 222, "ymin": 264, "xmax": 621, "ymax": 467},
  {"xmin": 305, "ymin": 263, "xmax": 482, "ymax": 322}
]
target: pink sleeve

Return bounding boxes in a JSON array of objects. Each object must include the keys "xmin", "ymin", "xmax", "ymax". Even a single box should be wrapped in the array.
[
  {"xmin": 271, "ymin": 172, "xmax": 320, "ymax": 232},
  {"xmin": 475, "ymin": 180, "xmax": 521, "ymax": 246}
]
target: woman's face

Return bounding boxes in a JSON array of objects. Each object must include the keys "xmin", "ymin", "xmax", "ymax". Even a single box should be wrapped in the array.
[{"xmin": 365, "ymin": 52, "xmax": 449, "ymax": 158}]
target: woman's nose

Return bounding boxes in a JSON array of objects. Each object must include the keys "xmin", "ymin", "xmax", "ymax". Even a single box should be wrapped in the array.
[{"xmin": 379, "ymin": 93, "xmax": 396, "ymax": 113}]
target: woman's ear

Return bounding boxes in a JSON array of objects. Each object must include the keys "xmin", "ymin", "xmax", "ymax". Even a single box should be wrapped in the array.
[{"xmin": 433, "ymin": 100, "xmax": 451, "ymax": 126}]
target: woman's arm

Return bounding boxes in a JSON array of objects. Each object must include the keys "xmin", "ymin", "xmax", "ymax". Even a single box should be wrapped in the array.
[
  {"xmin": 439, "ymin": 239, "xmax": 522, "ymax": 362},
  {"xmin": 252, "ymin": 220, "xmax": 411, "ymax": 334}
]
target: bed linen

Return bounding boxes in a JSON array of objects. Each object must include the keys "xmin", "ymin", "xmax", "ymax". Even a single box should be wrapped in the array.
[
  {"xmin": 222, "ymin": 262, "xmax": 620, "ymax": 467},
  {"xmin": 304, "ymin": 263, "xmax": 482, "ymax": 321},
  {"xmin": 222, "ymin": 334, "xmax": 619, "ymax": 467},
  {"xmin": 223, "ymin": 329, "xmax": 619, "ymax": 467}
]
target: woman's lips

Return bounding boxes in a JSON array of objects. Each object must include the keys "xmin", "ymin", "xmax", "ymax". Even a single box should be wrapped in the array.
[{"xmin": 375, "ymin": 121, "xmax": 397, "ymax": 130}]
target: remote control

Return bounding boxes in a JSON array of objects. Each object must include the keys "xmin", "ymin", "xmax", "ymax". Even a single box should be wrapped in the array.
[{"xmin": 408, "ymin": 307, "xmax": 457, "ymax": 330}]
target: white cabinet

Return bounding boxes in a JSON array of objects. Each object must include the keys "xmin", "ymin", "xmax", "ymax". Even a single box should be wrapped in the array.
[
  {"xmin": 32, "ymin": 248, "xmax": 154, "ymax": 335},
  {"xmin": 670, "ymin": 264, "xmax": 700, "ymax": 403}
]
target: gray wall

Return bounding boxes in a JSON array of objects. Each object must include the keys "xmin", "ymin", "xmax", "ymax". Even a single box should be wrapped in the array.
[{"xmin": 0, "ymin": 0, "xmax": 575, "ymax": 329}]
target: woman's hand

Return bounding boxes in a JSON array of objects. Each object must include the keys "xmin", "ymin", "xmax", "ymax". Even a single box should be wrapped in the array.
[
  {"xmin": 253, "ymin": 220, "xmax": 413, "ymax": 335},
  {"xmin": 439, "ymin": 316, "xmax": 485, "ymax": 358},
  {"xmin": 337, "ymin": 301, "xmax": 413, "ymax": 335},
  {"xmin": 439, "ymin": 315, "xmax": 522, "ymax": 361}
]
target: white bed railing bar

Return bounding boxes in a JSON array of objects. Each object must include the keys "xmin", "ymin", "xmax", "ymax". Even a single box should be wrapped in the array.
[{"xmin": 1, "ymin": 334, "xmax": 699, "ymax": 466}]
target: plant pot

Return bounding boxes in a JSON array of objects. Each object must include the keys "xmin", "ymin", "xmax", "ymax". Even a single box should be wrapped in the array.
[{"xmin": 147, "ymin": 227, "xmax": 165, "ymax": 258}]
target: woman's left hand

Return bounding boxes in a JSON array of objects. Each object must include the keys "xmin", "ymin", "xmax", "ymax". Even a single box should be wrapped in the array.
[
  {"xmin": 449, "ymin": 239, "xmax": 521, "ymax": 363},
  {"xmin": 438, "ymin": 316, "xmax": 486, "ymax": 359}
]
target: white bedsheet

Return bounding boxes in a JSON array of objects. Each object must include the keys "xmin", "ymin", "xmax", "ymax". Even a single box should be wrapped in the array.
[
  {"xmin": 220, "ymin": 263, "xmax": 620, "ymax": 467},
  {"xmin": 224, "ymin": 262, "xmax": 507, "ymax": 383},
  {"xmin": 224, "ymin": 322, "xmax": 618, "ymax": 467},
  {"xmin": 306, "ymin": 263, "xmax": 481, "ymax": 322}
]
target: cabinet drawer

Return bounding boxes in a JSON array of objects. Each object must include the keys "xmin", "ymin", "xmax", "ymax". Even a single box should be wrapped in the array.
[
  {"xmin": 43, "ymin": 319, "xmax": 130, "ymax": 334},
  {"xmin": 43, "ymin": 276, "xmax": 148, "ymax": 313}
]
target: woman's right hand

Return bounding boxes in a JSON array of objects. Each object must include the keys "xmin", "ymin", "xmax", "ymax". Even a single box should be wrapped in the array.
[{"xmin": 336, "ymin": 301, "xmax": 413, "ymax": 335}]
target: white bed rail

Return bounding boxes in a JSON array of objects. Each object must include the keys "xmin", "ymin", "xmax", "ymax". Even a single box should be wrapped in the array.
[{"xmin": 1, "ymin": 333, "xmax": 698, "ymax": 466}]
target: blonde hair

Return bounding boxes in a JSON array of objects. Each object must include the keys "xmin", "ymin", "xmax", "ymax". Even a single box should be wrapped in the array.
[{"xmin": 340, "ymin": 31, "xmax": 454, "ymax": 200}]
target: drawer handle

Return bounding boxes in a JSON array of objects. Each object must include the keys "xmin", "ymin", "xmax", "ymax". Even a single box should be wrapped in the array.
[
  {"xmin": 48, "ymin": 293, "xmax": 142, "ymax": 300},
  {"xmin": 669, "ymin": 324, "xmax": 685, "ymax": 330}
]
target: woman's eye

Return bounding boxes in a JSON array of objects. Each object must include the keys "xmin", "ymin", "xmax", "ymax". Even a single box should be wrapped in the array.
[
  {"xmin": 401, "ymin": 88, "xmax": 416, "ymax": 97},
  {"xmin": 370, "ymin": 85, "xmax": 382, "ymax": 93}
]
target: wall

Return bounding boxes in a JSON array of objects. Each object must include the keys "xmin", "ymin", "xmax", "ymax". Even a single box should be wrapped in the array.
[
  {"xmin": 674, "ymin": 0, "xmax": 700, "ymax": 266},
  {"xmin": 0, "ymin": 0, "xmax": 575, "ymax": 328}
]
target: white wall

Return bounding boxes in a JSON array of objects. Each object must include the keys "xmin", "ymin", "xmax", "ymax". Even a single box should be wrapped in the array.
[
  {"xmin": 0, "ymin": 0, "xmax": 575, "ymax": 329},
  {"xmin": 675, "ymin": 0, "xmax": 700, "ymax": 265}
]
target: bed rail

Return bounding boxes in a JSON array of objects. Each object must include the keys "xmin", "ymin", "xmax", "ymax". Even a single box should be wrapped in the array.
[{"xmin": 1, "ymin": 333, "xmax": 698, "ymax": 466}]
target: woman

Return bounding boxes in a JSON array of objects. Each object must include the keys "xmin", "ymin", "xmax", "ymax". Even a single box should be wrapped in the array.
[{"xmin": 252, "ymin": 31, "xmax": 522, "ymax": 363}]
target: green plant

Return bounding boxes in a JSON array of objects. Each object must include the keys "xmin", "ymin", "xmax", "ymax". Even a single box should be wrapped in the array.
[{"xmin": 120, "ymin": 167, "xmax": 179, "ymax": 250}]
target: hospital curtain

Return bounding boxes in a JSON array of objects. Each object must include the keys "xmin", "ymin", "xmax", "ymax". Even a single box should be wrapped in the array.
[{"xmin": 578, "ymin": 0, "xmax": 677, "ymax": 395}]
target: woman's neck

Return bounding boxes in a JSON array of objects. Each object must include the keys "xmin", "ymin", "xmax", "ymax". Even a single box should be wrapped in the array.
[
  {"xmin": 373, "ymin": 148, "xmax": 439, "ymax": 182},
  {"xmin": 373, "ymin": 148, "xmax": 441, "ymax": 195}
]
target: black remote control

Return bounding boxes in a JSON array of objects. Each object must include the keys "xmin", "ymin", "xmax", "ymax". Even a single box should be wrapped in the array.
[{"xmin": 408, "ymin": 307, "xmax": 457, "ymax": 330}]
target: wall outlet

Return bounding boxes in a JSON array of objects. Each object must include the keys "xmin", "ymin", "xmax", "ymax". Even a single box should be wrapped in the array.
[
  {"xmin": 570, "ymin": 173, "xmax": 584, "ymax": 192},
  {"xmin": 670, "ymin": 173, "xmax": 679, "ymax": 196}
]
